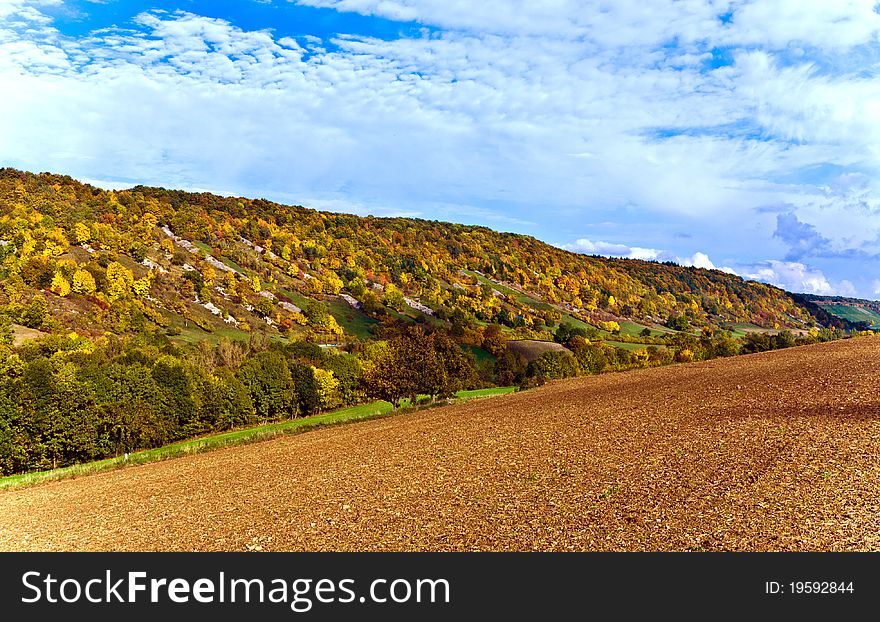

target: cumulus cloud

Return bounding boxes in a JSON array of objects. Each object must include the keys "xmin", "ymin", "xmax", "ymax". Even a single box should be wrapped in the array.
[
  {"xmin": 737, "ymin": 260, "xmax": 855, "ymax": 295},
  {"xmin": 679, "ymin": 251, "xmax": 717, "ymax": 270}
]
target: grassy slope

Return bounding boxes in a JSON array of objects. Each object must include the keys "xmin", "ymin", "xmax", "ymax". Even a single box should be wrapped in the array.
[
  {"xmin": 603, "ymin": 340, "xmax": 657, "ymax": 352},
  {"xmin": 464, "ymin": 344, "xmax": 496, "ymax": 368},
  {"xmin": 618, "ymin": 320, "xmax": 673, "ymax": 337},
  {"xmin": 820, "ymin": 304, "xmax": 880, "ymax": 326},
  {"xmin": 0, "ymin": 387, "xmax": 516, "ymax": 491},
  {"xmin": 327, "ymin": 298, "xmax": 377, "ymax": 340}
]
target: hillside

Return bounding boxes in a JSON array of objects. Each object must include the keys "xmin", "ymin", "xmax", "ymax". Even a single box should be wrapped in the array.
[
  {"xmin": 0, "ymin": 168, "xmax": 859, "ymax": 477},
  {"xmin": 2, "ymin": 337, "xmax": 878, "ymax": 552},
  {"xmin": 798, "ymin": 294, "xmax": 880, "ymax": 330},
  {"xmin": 0, "ymin": 168, "xmax": 825, "ymax": 347}
]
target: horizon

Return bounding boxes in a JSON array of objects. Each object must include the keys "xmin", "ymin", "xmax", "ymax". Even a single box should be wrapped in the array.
[{"xmin": 3, "ymin": 1, "xmax": 880, "ymax": 296}]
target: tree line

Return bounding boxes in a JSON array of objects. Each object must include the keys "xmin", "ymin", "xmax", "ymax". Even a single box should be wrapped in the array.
[{"xmin": 0, "ymin": 328, "xmax": 478, "ymax": 475}]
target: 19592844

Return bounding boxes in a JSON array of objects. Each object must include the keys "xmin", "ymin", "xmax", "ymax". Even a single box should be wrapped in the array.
[{"xmin": 765, "ymin": 581, "xmax": 854, "ymax": 595}]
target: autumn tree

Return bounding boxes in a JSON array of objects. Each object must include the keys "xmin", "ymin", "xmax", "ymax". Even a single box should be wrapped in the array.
[
  {"xmin": 50, "ymin": 272, "xmax": 71, "ymax": 297},
  {"xmin": 72, "ymin": 269, "xmax": 97, "ymax": 295},
  {"xmin": 360, "ymin": 341, "xmax": 412, "ymax": 410},
  {"xmin": 105, "ymin": 262, "xmax": 134, "ymax": 300}
]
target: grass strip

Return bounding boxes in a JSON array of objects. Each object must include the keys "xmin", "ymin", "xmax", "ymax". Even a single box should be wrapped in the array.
[{"xmin": 0, "ymin": 387, "xmax": 516, "ymax": 491}]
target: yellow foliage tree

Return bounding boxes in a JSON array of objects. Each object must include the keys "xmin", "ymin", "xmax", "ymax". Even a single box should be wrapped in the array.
[
  {"xmin": 311, "ymin": 367, "xmax": 341, "ymax": 410},
  {"xmin": 72, "ymin": 269, "xmax": 96, "ymax": 295},
  {"xmin": 132, "ymin": 275, "xmax": 152, "ymax": 299},
  {"xmin": 202, "ymin": 265, "xmax": 217, "ymax": 287},
  {"xmin": 106, "ymin": 262, "xmax": 134, "ymax": 300},
  {"xmin": 323, "ymin": 272, "xmax": 344, "ymax": 295},
  {"xmin": 139, "ymin": 213, "xmax": 158, "ymax": 243},
  {"xmin": 50, "ymin": 272, "xmax": 71, "ymax": 297},
  {"xmin": 74, "ymin": 222, "xmax": 91, "ymax": 244},
  {"xmin": 597, "ymin": 320, "xmax": 620, "ymax": 333}
]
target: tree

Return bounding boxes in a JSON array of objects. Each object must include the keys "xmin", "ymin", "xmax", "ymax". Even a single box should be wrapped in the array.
[
  {"xmin": 23, "ymin": 295, "xmax": 48, "ymax": 329},
  {"xmin": 570, "ymin": 340, "xmax": 608, "ymax": 375},
  {"xmin": 202, "ymin": 265, "xmax": 217, "ymax": 287},
  {"xmin": 50, "ymin": 272, "xmax": 71, "ymax": 297},
  {"xmin": 555, "ymin": 322, "xmax": 588, "ymax": 345},
  {"xmin": 131, "ymin": 276, "xmax": 152, "ymax": 299},
  {"xmin": 323, "ymin": 353, "xmax": 362, "ymax": 404},
  {"xmin": 304, "ymin": 300, "xmax": 343, "ymax": 335},
  {"xmin": 360, "ymin": 341, "xmax": 411, "ymax": 409},
  {"xmin": 528, "ymin": 351, "xmax": 579, "ymax": 381},
  {"xmin": 74, "ymin": 222, "xmax": 91, "ymax": 244},
  {"xmin": 666, "ymin": 315, "xmax": 690, "ymax": 332},
  {"xmin": 481, "ymin": 324, "xmax": 507, "ymax": 357},
  {"xmin": 289, "ymin": 362, "xmax": 320, "ymax": 416},
  {"xmin": 105, "ymin": 262, "xmax": 134, "ymax": 300},
  {"xmin": 217, "ymin": 338, "xmax": 247, "ymax": 369},
  {"xmin": 208, "ymin": 368, "xmax": 255, "ymax": 429},
  {"xmin": 597, "ymin": 320, "xmax": 620, "ymax": 334},
  {"xmin": 72, "ymin": 269, "xmax": 97, "ymax": 295},
  {"xmin": 311, "ymin": 367, "xmax": 341, "ymax": 411},
  {"xmin": 255, "ymin": 298, "xmax": 274, "ymax": 317},
  {"xmin": 426, "ymin": 331, "xmax": 474, "ymax": 400},
  {"xmin": 382, "ymin": 283, "xmax": 406, "ymax": 312},
  {"xmin": 494, "ymin": 350, "xmax": 527, "ymax": 386},
  {"xmin": 237, "ymin": 351, "xmax": 297, "ymax": 421},
  {"xmin": 323, "ymin": 272, "xmax": 344, "ymax": 295}
]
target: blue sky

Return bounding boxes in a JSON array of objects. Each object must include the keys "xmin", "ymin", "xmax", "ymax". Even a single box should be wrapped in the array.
[{"xmin": 3, "ymin": 1, "xmax": 880, "ymax": 297}]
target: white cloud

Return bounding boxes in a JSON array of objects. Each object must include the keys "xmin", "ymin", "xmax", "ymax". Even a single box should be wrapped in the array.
[
  {"xmin": 562, "ymin": 239, "xmax": 740, "ymax": 274},
  {"xmin": 738, "ymin": 260, "xmax": 845, "ymax": 295},
  {"xmin": 0, "ymin": 0, "xmax": 60, "ymax": 20},
  {"xmin": 679, "ymin": 251, "xmax": 716, "ymax": 270},
  {"xmin": 562, "ymin": 238, "xmax": 672, "ymax": 261},
  {"xmin": 2, "ymin": 2, "xmax": 880, "ymax": 295},
  {"xmin": 726, "ymin": 0, "xmax": 880, "ymax": 50}
]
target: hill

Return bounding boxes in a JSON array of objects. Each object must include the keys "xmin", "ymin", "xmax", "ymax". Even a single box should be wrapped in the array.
[
  {"xmin": 1, "ymin": 337, "xmax": 878, "ymax": 552},
  {"xmin": 0, "ymin": 168, "xmax": 859, "ymax": 477},
  {"xmin": 0, "ymin": 168, "xmax": 826, "ymax": 347},
  {"xmin": 797, "ymin": 294, "xmax": 880, "ymax": 330}
]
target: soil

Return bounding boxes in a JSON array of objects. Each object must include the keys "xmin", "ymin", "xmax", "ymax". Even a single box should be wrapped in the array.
[{"xmin": 1, "ymin": 337, "xmax": 879, "ymax": 551}]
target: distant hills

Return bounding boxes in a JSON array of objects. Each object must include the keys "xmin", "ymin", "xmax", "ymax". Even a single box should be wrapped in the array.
[{"xmin": 797, "ymin": 294, "xmax": 880, "ymax": 330}]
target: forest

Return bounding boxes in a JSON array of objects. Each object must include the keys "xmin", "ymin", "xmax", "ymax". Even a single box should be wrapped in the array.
[{"xmin": 0, "ymin": 168, "xmax": 863, "ymax": 475}]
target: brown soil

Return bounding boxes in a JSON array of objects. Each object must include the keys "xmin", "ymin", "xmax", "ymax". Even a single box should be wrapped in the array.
[
  {"xmin": 2, "ymin": 337, "xmax": 879, "ymax": 552},
  {"xmin": 11, "ymin": 323, "xmax": 49, "ymax": 347}
]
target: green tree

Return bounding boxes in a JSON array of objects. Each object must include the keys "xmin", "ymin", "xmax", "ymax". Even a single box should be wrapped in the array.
[
  {"xmin": 23, "ymin": 295, "xmax": 49, "ymax": 329},
  {"xmin": 528, "ymin": 351, "xmax": 580, "ymax": 381},
  {"xmin": 237, "ymin": 351, "xmax": 297, "ymax": 421}
]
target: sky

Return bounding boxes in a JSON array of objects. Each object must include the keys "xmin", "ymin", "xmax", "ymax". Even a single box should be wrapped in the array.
[{"xmin": 2, "ymin": 1, "xmax": 880, "ymax": 298}]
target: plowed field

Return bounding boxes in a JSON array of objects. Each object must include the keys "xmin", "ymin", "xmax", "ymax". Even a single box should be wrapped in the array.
[{"xmin": 2, "ymin": 337, "xmax": 880, "ymax": 551}]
